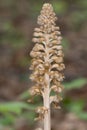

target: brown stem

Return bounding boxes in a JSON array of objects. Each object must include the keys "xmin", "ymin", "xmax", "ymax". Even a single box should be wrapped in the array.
[
  {"xmin": 44, "ymin": 73, "xmax": 51, "ymax": 130},
  {"xmin": 43, "ymin": 34, "xmax": 51, "ymax": 130}
]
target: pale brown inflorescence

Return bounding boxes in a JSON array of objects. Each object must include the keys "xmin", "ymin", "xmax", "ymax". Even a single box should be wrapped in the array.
[{"xmin": 29, "ymin": 3, "xmax": 65, "ymax": 121}]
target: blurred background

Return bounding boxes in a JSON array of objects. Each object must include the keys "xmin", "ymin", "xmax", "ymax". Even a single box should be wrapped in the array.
[{"xmin": 0, "ymin": 0, "xmax": 87, "ymax": 130}]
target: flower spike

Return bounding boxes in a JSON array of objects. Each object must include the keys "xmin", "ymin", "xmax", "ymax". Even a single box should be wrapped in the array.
[{"xmin": 29, "ymin": 3, "xmax": 65, "ymax": 130}]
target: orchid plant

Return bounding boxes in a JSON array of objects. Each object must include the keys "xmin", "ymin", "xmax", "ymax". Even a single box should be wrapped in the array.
[{"xmin": 29, "ymin": 3, "xmax": 65, "ymax": 130}]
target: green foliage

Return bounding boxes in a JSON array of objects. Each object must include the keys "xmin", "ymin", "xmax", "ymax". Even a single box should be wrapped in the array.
[
  {"xmin": 52, "ymin": 1, "xmax": 68, "ymax": 14},
  {"xmin": 19, "ymin": 89, "xmax": 43, "ymax": 104},
  {"xmin": 1, "ymin": 22, "xmax": 26, "ymax": 48},
  {"xmin": 64, "ymin": 78, "xmax": 87, "ymax": 90},
  {"xmin": 0, "ymin": 93, "xmax": 42, "ymax": 126},
  {"xmin": 0, "ymin": 102, "xmax": 37, "ymax": 115},
  {"xmin": 78, "ymin": 112, "xmax": 87, "ymax": 120},
  {"xmin": 0, "ymin": 77, "xmax": 87, "ymax": 128},
  {"xmin": 67, "ymin": 0, "xmax": 87, "ymax": 30},
  {"xmin": 62, "ymin": 38, "xmax": 70, "ymax": 51},
  {"xmin": 76, "ymin": 0, "xmax": 87, "ymax": 9},
  {"xmin": 0, "ymin": 114, "xmax": 15, "ymax": 125},
  {"xmin": 0, "ymin": 101, "xmax": 37, "ymax": 127},
  {"xmin": 63, "ymin": 99, "xmax": 87, "ymax": 120},
  {"xmin": 19, "ymin": 90, "xmax": 29, "ymax": 100},
  {"xmin": 64, "ymin": 99, "xmax": 84, "ymax": 112},
  {"xmin": 63, "ymin": 78, "xmax": 87, "ymax": 120},
  {"xmin": 70, "ymin": 11, "xmax": 87, "ymax": 30},
  {"xmin": 22, "ymin": 111, "xmax": 36, "ymax": 124}
]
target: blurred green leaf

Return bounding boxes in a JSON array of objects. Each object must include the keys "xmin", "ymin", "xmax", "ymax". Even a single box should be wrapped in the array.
[
  {"xmin": 19, "ymin": 90, "xmax": 30, "ymax": 100},
  {"xmin": 63, "ymin": 99, "xmax": 84, "ymax": 111},
  {"xmin": 19, "ymin": 90, "xmax": 42, "ymax": 104},
  {"xmin": 3, "ymin": 22, "xmax": 12, "ymax": 31},
  {"xmin": 68, "ymin": 100, "xmax": 87, "ymax": 120},
  {"xmin": 63, "ymin": 98, "xmax": 87, "ymax": 120},
  {"xmin": 2, "ymin": 22, "xmax": 26, "ymax": 48},
  {"xmin": 52, "ymin": 1, "xmax": 68, "ymax": 14},
  {"xmin": 0, "ymin": 114, "xmax": 15, "ymax": 125},
  {"xmin": 62, "ymin": 38, "xmax": 69, "ymax": 51},
  {"xmin": 68, "ymin": 100, "xmax": 84, "ymax": 113},
  {"xmin": 22, "ymin": 111, "xmax": 36, "ymax": 124},
  {"xmin": 70, "ymin": 11, "xmax": 87, "ymax": 30},
  {"xmin": 78, "ymin": 112, "xmax": 87, "ymax": 120},
  {"xmin": 0, "ymin": 102, "xmax": 36, "ymax": 115},
  {"xmin": 29, "ymin": 2, "xmax": 42, "ymax": 17},
  {"xmin": 64, "ymin": 78, "xmax": 87, "ymax": 90},
  {"xmin": 0, "ymin": 101, "xmax": 38, "ymax": 126},
  {"xmin": 76, "ymin": 0, "xmax": 87, "ymax": 8}
]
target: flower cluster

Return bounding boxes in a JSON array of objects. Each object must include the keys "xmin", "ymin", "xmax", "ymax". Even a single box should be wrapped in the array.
[
  {"xmin": 29, "ymin": 3, "xmax": 65, "ymax": 121},
  {"xmin": 35, "ymin": 106, "xmax": 48, "ymax": 121}
]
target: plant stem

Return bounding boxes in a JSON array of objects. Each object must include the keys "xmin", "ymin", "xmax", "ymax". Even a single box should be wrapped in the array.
[
  {"xmin": 44, "ymin": 34, "xmax": 51, "ymax": 130},
  {"xmin": 44, "ymin": 73, "xmax": 51, "ymax": 130}
]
